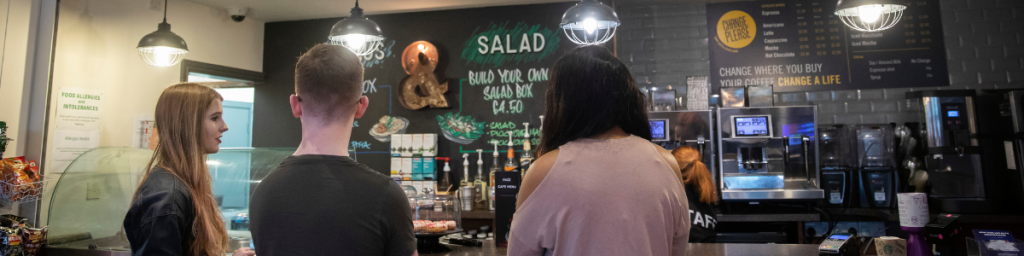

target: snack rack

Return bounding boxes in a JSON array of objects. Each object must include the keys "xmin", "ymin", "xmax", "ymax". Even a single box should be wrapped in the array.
[{"xmin": 0, "ymin": 174, "xmax": 50, "ymax": 205}]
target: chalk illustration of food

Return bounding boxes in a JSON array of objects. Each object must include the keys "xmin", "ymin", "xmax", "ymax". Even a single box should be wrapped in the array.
[
  {"xmin": 436, "ymin": 112, "xmax": 484, "ymax": 145},
  {"xmin": 369, "ymin": 115, "xmax": 409, "ymax": 142}
]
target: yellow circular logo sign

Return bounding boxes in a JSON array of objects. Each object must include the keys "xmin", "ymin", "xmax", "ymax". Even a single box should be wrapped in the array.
[{"xmin": 716, "ymin": 10, "xmax": 756, "ymax": 51}]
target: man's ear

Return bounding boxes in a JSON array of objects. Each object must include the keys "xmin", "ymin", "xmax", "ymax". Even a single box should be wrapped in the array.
[
  {"xmin": 289, "ymin": 94, "xmax": 303, "ymax": 118},
  {"xmin": 353, "ymin": 96, "xmax": 369, "ymax": 119}
]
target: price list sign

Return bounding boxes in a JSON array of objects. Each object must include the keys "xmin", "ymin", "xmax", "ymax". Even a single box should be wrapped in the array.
[{"xmin": 707, "ymin": 0, "xmax": 948, "ymax": 92}]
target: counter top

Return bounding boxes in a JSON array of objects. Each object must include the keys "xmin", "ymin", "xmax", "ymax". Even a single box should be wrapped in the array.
[{"xmin": 421, "ymin": 240, "xmax": 820, "ymax": 256}]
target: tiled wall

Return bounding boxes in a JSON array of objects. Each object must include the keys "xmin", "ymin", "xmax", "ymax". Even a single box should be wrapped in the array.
[{"xmin": 617, "ymin": 0, "xmax": 1024, "ymax": 125}]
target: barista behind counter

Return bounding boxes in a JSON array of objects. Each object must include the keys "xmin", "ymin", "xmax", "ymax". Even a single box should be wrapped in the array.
[{"xmin": 671, "ymin": 112, "xmax": 718, "ymax": 242}]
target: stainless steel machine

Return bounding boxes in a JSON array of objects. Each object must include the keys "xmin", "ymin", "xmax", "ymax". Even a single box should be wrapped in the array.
[
  {"xmin": 717, "ymin": 106, "xmax": 823, "ymax": 200},
  {"xmin": 649, "ymin": 110, "xmax": 716, "ymax": 183},
  {"xmin": 906, "ymin": 90, "xmax": 993, "ymax": 213}
]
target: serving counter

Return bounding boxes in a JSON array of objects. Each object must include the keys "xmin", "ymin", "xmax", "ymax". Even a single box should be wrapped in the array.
[{"xmin": 420, "ymin": 240, "xmax": 821, "ymax": 256}]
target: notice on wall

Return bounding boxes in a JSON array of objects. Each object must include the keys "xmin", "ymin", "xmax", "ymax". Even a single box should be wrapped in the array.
[
  {"xmin": 50, "ymin": 87, "xmax": 103, "ymax": 173},
  {"xmin": 54, "ymin": 87, "xmax": 103, "ymax": 130},
  {"xmin": 706, "ymin": 0, "xmax": 948, "ymax": 92},
  {"xmin": 49, "ymin": 129, "xmax": 100, "ymax": 173}
]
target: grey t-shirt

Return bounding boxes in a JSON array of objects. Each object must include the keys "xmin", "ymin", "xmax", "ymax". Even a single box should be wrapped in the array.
[{"xmin": 250, "ymin": 155, "xmax": 415, "ymax": 256}]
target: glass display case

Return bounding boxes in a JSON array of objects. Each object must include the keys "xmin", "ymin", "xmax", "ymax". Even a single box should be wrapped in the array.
[{"xmin": 46, "ymin": 147, "xmax": 296, "ymax": 255}]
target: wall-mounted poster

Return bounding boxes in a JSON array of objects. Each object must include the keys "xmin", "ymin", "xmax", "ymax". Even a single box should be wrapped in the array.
[
  {"xmin": 706, "ymin": 0, "xmax": 949, "ymax": 93},
  {"xmin": 50, "ymin": 87, "xmax": 104, "ymax": 173}
]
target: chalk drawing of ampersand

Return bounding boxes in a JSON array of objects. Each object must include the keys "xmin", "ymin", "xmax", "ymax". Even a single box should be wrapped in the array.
[{"xmin": 398, "ymin": 41, "xmax": 449, "ymax": 110}]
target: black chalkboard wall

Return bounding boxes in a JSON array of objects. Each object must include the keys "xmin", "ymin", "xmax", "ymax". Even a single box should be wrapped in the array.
[{"xmin": 254, "ymin": 2, "xmax": 578, "ymax": 179}]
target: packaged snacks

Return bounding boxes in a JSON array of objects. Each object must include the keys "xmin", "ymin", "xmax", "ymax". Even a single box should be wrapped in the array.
[
  {"xmin": 0, "ymin": 215, "xmax": 25, "ymax": 256},
  {"xmin": 22, "ymin": 226, "xmax": 46, "ymax": 256},
  {"xmin": 0, "ymin": 157, "xmax": 41, "ymax": 202}
]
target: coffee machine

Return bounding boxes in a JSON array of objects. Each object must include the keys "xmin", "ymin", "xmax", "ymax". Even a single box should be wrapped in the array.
[
  {"xmin": 855, "ymin": 124, "xmax": 896, "ymax": 208},
  {"xmin": 906, "ymin": 90, "xmax": 993, "ymax": 213},
  {"xmin": 975, "ymin": 90, "xmax": 1024, "ymax": 212},
  {"xmin": 819, "ymin": 125, "xmax": 857, "ymax": 207},
  {"xmin": 649, "ymin": 110, "xmax": 716, "ymax": 184},
  {"xmin": 717, "ymin": 106, "xmax": 823, "ymax": 201}
]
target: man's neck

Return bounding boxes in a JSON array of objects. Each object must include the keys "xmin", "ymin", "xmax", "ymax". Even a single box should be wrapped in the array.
[{"xmin": 294, "ymin": 118, "xmax": 353, "ymax": 157}]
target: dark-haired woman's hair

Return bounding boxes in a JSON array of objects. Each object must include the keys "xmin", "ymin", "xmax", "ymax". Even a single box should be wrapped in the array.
[{"xmin": 537, "ymin": 45, "xmax": 651, "ymax": 156}]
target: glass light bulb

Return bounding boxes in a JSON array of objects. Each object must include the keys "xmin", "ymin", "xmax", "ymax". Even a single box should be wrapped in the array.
[
  {"xmin": 343, "ymin": 34, "xmax": 366, "ymax": 52},
  {"xmin": 417, "ymin": 43, "xmax": 425, "ymax": 52},
  {"xmin": 582, "ymin": 18, "xmax": 598, "ymax": 34},
  {"xmin": 152, "ymin": 46, "xmax": 176, "ymax": 67},
  {"xmin": 857, "ymin": 5, "xmax": 885, "ymax": 23}
]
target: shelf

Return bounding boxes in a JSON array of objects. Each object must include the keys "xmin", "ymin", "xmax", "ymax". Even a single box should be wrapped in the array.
[
  {"xmin": 462, "ymin": 210, "xmax": 495, "ymax": 219},
  {"xmin": 717, "ymin": 213, "xmax": 820, "ymax": 222}
]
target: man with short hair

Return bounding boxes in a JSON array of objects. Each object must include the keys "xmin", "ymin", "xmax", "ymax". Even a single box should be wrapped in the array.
[{"xmin": 250, "ymin": 44, "xmax": 417, "ymax": 256}]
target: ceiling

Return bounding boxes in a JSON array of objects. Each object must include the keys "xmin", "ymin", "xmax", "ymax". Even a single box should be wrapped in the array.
[{"xmin": 187, "ymin": 0, "xmax": 718, "ymax": 22}]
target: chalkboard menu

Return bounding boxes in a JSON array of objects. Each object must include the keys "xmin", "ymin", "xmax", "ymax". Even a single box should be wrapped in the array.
[
  {"xmin": 256, "ymin": 3, "xmax": 576, "ymax": 178},
  {"xmin": 706, "ymin": 0, "xmax": 948, "ymax": 93}
]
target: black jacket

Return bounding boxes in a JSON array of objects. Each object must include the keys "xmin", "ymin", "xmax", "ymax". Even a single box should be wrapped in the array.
[{"xmin": 124, "ymin": 167, "xmax": 196, "ymax": 256}]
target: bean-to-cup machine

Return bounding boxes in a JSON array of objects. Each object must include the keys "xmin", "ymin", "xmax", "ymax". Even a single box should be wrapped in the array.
[
  {"xmin": 906, "ymin": 90, "xmax": 993, "ymax": 213},
  {"xmin": 716, "ymin": 106, "xmax": 823, "ymax": 200},
  {"xmin": 649, "ymin": 110, "xmax": 716, "ymax": 181}
]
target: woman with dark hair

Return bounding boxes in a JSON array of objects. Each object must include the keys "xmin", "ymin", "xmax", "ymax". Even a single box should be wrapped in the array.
[{"xmin": 509, "ymin": 45, "xmax": 690, "ymax": 256}]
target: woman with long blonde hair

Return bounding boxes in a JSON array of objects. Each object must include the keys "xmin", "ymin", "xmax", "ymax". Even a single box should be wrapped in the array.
[{"xmin": 123, "ymin": 83, "xmax": 254, "ymax": 256}]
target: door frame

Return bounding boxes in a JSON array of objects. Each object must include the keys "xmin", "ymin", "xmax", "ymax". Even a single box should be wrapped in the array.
[{"xmin": 179, "ymin": 59, "xmax": 264, "ymax": 85}]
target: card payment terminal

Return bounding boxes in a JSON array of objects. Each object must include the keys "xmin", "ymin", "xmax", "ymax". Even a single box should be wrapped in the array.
[{"xmin": 819, "ymin": 233, "xmax": 859, "ymax": 256}]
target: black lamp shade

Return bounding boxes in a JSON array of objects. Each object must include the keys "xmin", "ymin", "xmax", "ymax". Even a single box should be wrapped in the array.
[
  {"xmin": 137, "ymin": 22, "xmax": 188, "ymax": 51},
  {"xmin": 836, "ymin": 0, "xmax": 907, "ymax": 12},
  {"xmin": 559, "ymin": 0, "xmax": 620, "ymax": 29},
  {"xmin": 329, "ymin": 17, "xmax": 383, "ymax": 39}
]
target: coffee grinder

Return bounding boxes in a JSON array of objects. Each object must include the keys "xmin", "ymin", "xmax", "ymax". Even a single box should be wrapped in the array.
[
  {"xmin": 819, "ymin": 125, "xmax": 858, "ymax": 207},
  {"xmin": 855, "ymin": 124, "xmax": 897, "ymax": 208},
  {"xmin": 906, "ymin": 90, "xmax": 993, "ymax": 213}
]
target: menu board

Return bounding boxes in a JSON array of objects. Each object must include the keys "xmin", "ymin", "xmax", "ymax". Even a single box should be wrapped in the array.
[
  {"xmin": 706, "ymin": 0, "xmax": 948, "ymax": 92},
  {"xmin": 265, "ymin": 3, "xmax": 575, "ymax": 176}
]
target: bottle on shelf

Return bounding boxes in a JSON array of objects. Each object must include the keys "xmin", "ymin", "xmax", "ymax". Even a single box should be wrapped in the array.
[
  {"xmin": 436, "ymin": 157, "xmax": 453, "ymax": 195},
  {"xmin": 504, "ymin": 131, "xmax": 519, "ymax": 172},
  {"xmin": 459, "ymin": 153, "xmax": 474, "ymax": 211},
  {"xmin": 489, "ymin": 141, "xmax": 500, "ymax": 211},
  {"xmin": 520, "ymin": 122, "xmax": 533, "ymax": 178},
  {"xmin": 474, "ymin": 149, "xmax": 487, "ymax": 210}
]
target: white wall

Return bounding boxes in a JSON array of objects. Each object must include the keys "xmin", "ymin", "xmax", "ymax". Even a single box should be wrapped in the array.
[
  {"xmin": 39, "ymin": 0, "xmax": 264, "ymax": 225},
  {"xmin": 0, "ymin": 0, "xmax": 38, "ymax": 159}
]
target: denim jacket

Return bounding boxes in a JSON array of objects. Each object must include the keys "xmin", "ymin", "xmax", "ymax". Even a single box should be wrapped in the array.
[{"xmin": 123, "ymin": 167, "xmax": 196, "ymax": 256}]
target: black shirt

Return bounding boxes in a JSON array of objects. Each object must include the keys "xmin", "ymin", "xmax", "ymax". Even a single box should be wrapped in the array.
[
  {"xmin": 250, "ymin": 155, "xmax": 415, "ymax": 256},
  {"xmin": 685, "ymin": 186, "xmax": 718, "ymax": 243},
  {"xmin": 124, "ymin": 167, "xmax": 196, "ymax": 256}
]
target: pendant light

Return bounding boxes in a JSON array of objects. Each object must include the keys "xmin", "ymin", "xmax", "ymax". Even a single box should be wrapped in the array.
[
  {"xmin": 137, "ymin": 0, "xmax": 189, "ymax": 67},
  {"xmin": 328, "ymin": 0, "xmax": 384, "ymax": 56},
  {"xmin": 560, "ymin": 0, "xmax": 621, "ymax": 45},
  {"xmin": 834, "ymin": 0, "xmax": 907, "ymax": 32}
]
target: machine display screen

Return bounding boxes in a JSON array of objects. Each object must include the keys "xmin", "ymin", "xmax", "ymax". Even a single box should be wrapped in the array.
[
  {"xmin": 733, "ymin": 116, "xmax": 771, "ymax": 137},
  {"xmin": 828, "ymin": 234, "xmax": 850, "ymax": 240},
  {"xmin": 947, "ymin": 110, "xmax": 959, "ymax": 117},
  {"xmin": 650, "ymin": 119, "xmax": 670, "ymax": 141}
]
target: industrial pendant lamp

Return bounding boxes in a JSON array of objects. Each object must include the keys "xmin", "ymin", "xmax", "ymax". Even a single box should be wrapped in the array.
[
  {"xmin": 560, "ymin": 0, "xmax": 621, "ymax": 45},
  {"xmin": 834, "ymin": 0, "xmax": 907, "ymax": 32},
  {"xmin": 137, "ymin": 0, "xmax": 189, "ymax": 67},
  {"xmin": 328, "ymin": 0, "xmax": 384, "ymax": 56}
]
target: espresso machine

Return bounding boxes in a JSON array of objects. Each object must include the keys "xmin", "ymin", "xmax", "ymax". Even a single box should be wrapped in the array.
[
  {"xmin": 819, "ymin": 125, "xmax": 857, "ymax": 207},
  {"xmin": 648, "ymin": 110, "xmax": 716, "ymax": 183},
  {"xmin": 906, "ymin": 90, "xmax": 993, "ymax": 213},
  {"xmin": 717, "ymin": 106, "xmax": 823, "ymax": 201},
  {"xmin": 975, "ymin": 90, "xmax": 1024, "ymax": 211},
  {"xmin": 855, "ymin": 124, "xmax": 897, "ymax": 208}
]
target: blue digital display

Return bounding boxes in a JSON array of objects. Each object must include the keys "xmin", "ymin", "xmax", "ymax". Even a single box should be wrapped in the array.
[
  {"xmin": 829, "ymin": 234, "xmax": 850, "ymax": 240},
  {"xmin": 947, "ymin": 111, "xmax": 959, "ymax": 117},
  {"xmin": 650, "ymin": 119, "xmax": 669, "ymax": 141}
]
